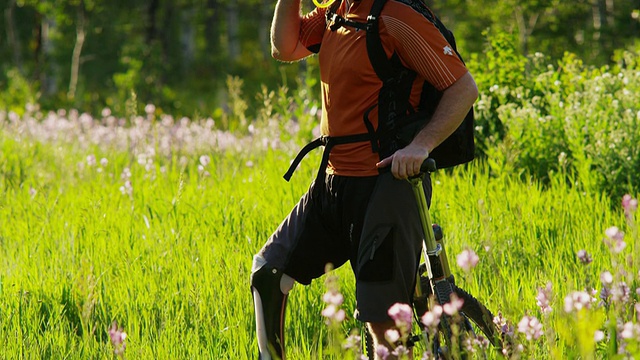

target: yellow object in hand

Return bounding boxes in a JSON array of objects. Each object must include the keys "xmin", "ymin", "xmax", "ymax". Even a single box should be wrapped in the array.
[{"xmin": 312, "ymin": 0, "xmax": 336, "ymax": 8}]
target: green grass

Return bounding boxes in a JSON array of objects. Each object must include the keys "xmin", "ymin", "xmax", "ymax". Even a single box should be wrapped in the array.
[{"xmin": 0, "ymin": 131, "xmax": 638, "ymax": 359}]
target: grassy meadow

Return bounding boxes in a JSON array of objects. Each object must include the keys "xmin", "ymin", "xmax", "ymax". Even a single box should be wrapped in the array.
[
  {"xmin": 0, "ymin": 107, "xmax": 638, "ymax": 359},
  {"xmin": 1, "ymin": 46, "xmax": 640, "ymax": 359}
]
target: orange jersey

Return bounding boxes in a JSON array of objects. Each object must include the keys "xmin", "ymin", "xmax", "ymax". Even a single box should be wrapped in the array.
[{"xmin": 299, "ymin": 0, "xmax": 469, "ymax": 176}]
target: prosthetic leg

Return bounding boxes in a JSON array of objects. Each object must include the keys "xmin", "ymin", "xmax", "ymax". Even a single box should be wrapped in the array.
[{"xmin": 251, "ymin": 255, "xmax": 294, "ymax": 360}]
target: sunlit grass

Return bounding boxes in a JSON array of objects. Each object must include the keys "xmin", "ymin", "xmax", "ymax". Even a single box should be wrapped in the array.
[{"xmin": 1, "ymin": 125, "xmax": 637, "ymax": 358}]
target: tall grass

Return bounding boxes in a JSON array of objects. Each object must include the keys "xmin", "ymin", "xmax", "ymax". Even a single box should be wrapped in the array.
[
  {"xmin": 1, "ymin": 46, "xmax": 639, "ymax": 358},
  {"xmin": 0, "ymin": 122, "xmax": 637, "ymax": 358}
]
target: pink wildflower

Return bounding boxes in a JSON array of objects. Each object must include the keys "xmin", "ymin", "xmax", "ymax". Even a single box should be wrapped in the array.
[
  {"xmin": 388, "ymin": 303, "xmax": 413, "ymax": 331},
  {"xmin": 86, "ymin": 154, "xmax": 96, "ymax": 167},
  {"xmin": 376, "ymin": 344, "xmax": 390, "ymax": 360},
  {"xmin": 144, "ymin": 104, "xmax": 156, "ymax": 115},
  {"xmin": 199, "ymin": 155, "xmax": 210, "ymax": 167},
  {"xmin": 120, "ymin": 180, "xmax": 133, "ymax": 196},
  {"xmin": 622, "ymin": 194, "xmax": 638, "ymax": 215},
  {"xmin": 385, "ymin": 329, "xmax": 400, "ymax": 344},
  {"xmin": 443, "ymin": 294, "xmax": 464, "ymax": 316},
  {"xmin": 342, "ymin": 333, "xmax": 361, "ymax": 350},
  {"xmin": 576, "ymin": 249, "xmax": 592, "ymax": 265},
  {"xmin": 517, "ymin": 315, "xmax": 543, "ymax": 340},
  {"xmin": 456, "ymin": 248, "xmax": 479, "ymax": 272},
  {"xmin": 604, "ymin": 227, "xmax": 626, "ymax": 253},
  {"xmin": 321, "ymin": 269, "xmax": 345, "ymax": 324},
  {"xmin": 536, "ymin": 282, "xmax": 553, "ymax": 315},
  {"xmin": 493, "ymin": 311, "xmax": 514, "ymax": 337},
  {"xmin": 321, "ymin": 304, "xmax": 345, "ymax": 323},
  {"xmin": 611, "ymin": 282, "xmax": 630, "ymax": 304},
  {"xmin": 421, "ymin": 305, "xmax": 443, "ymax": 329},
  {"xmin": 108, "ymin": 322, "xmax": 127, "ymax": 356},
  {"xmin": 392, "ymin": 345, "xmax": 409, "ymax": 357},
  {"xmin": 121, "ymin": 167, "xmax": 132, "ymax": 180},
  {"xmin": 322, "ymin": 291, "xmax": 344, "ymax": 307},
  {"xmin": 600, "ymin": 271, "xmax": 613, "ymax": 285},
  {"xmin": 620, "ymin": 322, "xmax": 636, "ymax": 340},
  {"xmin": 600, "ymin": 286, "xmax": 611, "ymax": 305},
  {"xmin": 564, "ymin": 291, "xmax": 595, "ymax": 313}
]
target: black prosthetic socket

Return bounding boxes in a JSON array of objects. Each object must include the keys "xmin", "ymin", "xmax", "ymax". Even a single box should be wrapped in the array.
[{"xmin": 251, "ymin": 266, "xmax": 289, "ymax": 360}]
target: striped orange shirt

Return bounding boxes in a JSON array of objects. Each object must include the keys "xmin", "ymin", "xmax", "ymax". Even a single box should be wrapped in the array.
[{"xmin": 300, "ymin": 0, "xmax": 468, "ymax": 176}]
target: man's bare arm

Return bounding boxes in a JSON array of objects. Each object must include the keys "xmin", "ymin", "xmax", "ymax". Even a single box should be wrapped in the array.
[
  {"xmin": 271, "ymin": 0, "xmax": 313, "ymax": 61},
  {"xmin": 376, "ymin": 71, "xmax": 478, "ymax": 179}
]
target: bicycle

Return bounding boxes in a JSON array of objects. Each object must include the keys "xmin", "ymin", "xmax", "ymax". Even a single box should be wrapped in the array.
[{"xmin": 364, "ymin": 158, "xmax": 502, "ymax": 359}]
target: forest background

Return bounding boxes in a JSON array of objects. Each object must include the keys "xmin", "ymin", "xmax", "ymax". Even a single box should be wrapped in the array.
[{"xmin": 2, "ymin": 0, "xmax": 639, "ymax": 118}]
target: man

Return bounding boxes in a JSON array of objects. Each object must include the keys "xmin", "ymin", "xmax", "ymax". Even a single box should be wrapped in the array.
[{"xmin": 250, "ymin": 0, "xmax": 478, "ymax": 357}]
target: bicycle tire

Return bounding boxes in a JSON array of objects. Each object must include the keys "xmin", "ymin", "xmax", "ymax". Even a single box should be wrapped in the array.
[
  {"xmin": 451, "ymin": 281, "xmax": 500, "ymax": 347},
  {"xmin": 363, "ymin": 283, "xmax": 482, "ymax": 359},
  {"xmin": 364, "ymin": 324, "xmax": 375, "ymax": 359},
  {"xmin": 422, "ymin": 274, "xmax": 500, "ymax": 348},
  {"xmin": 362, "ymin": 276, "xmax": 499, "ymax": 359}
]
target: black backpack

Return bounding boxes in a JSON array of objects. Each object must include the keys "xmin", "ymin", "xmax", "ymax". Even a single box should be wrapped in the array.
[
  {"xmin": 327, "ymin": 0, "xmax": 475, "ymax": 168},
  {"xmin": 283, "ymin": 0, "xmax": 474, "ymax": 184}
]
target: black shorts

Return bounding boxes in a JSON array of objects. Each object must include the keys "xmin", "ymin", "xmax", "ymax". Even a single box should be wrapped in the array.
[{"xmin": 258, "ymin": 171, "xmax": 432, "ymax": 322}]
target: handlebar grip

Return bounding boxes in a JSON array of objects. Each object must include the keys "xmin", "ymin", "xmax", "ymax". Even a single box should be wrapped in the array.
[{"xmin": 420, "ymin": 158, "xmax": 437, "ymax": 174}]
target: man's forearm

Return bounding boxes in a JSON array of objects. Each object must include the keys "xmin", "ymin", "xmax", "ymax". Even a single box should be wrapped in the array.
[
  {"xmin": 412, "ymin": 72, "xmax": 478, "ymax": 153},
  {"xmin": 270, "ymin": 0, "xmax": 303, "ymax": 61}
]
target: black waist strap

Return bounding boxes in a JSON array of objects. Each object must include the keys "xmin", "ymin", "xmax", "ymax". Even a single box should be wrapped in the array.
[{"xmin": 283, "ymin": 133, "xmax": 374, "ymax": 192}]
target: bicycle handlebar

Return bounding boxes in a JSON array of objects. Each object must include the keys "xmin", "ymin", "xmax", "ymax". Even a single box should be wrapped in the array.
[
  {"xmin": 420, "ymin": 158, "xmax": 437, "ymax": 174},
  {"xmin": 380, "ymin": 158, "xmax": 437, "ymax": 177}
]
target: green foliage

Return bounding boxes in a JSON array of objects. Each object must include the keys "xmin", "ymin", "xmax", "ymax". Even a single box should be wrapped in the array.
[
  {"xmin": 0, "ymin": 68, "xmax": 38, "ymax": 114},
  {"xmin": 468, "ymin": 30, "xmax": 529, "ymax": 153},
  {"xmin": 468, "ymin": 35, "xmax": 640, "ymax": 199},
  {"xmin": 3, "ymin": 0, "xmax": 638, "ymax": 119},
  {"xmin": 434, "ymin": 0, "xmax": 640, "ymax": 65}
]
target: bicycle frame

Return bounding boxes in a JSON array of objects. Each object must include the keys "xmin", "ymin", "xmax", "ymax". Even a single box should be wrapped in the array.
[
  {"xmin": 407, "ymin": 159, "xmax": 467, "ymax": 357},
  {"xmin": 409, "ymin": 162, "xmax": 455, "ymax": 308}
]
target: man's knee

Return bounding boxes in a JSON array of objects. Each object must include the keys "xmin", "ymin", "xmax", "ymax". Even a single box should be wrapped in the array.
[
  {"xmin": 251, "ymin": 255, "xmax": 295, "ymax": 359},
  {"xmin": 251, "ymin": 255, "xmax": 294, "ymax": 295}
]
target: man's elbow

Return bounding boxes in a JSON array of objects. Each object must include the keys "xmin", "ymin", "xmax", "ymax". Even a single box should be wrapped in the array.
[
  {"xmin": 271, "ymin": 46, "xmax": 305, "ymax": 62},
  {"xmin": 271, "ymin": 47, "xmax": 284, "ymax": 61},
  {"xmin": 271, "ymin": 43, "xmax": 295, "ymax": 62},
  {"xmin": 462, "ymin": 72, "xmax": 479, "ymax": 103}
]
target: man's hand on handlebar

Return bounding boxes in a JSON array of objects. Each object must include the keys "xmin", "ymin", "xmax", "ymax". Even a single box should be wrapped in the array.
[{"xmin": 376, "ymin": 143, "xmax": 430, "ymax": 180}]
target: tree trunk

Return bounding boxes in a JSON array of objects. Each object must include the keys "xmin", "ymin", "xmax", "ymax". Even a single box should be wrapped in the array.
[
  {"xmin": 259, "ymin": 0, "xmax": 272, "ymax": 59},
  {"xmin": 205, "ymin": 0, "xmax": 221, "ymax": 59},
  {"xmin": 161, "ymin": 1, "xmax": 173, "ymax": 68},
  {"xmin": 604, "ymin": 0, "xmax": 614, "ymax": 26},
  {"xmin": 4, "ymin": 0, "xmax": 22, "ymax": 72},
  {"xmin": 180, "ymin": 7, "xmax": 196, "ymax": 71},
  {"xmin": 592, "ymin": 0, "xmax": 602, "ymax": 41},
  {"xmin": 514, "ymin": 6, "xmax": 539, "ymax": 57},
  {"xmin": 42, "ymin": 14, "xmax": 59, "ymax": 97},
  {"xmin": 227, "ymin": 0, "xmax": 240, "ymax": 61},
  {"xmin": 147, "ymin": 0, "xmax": 160, "ymax": 43},
  {"xmin": 68, "ymin": 0, "xmax": 87, "ymax": 100},
  {"xmin": 34, "ymin": 12, "xmax": 42, "ymax": 83}
]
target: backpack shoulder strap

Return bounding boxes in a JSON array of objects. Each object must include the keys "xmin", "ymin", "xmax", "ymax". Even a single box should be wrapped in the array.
[{"xmin": 365, "ymin": 0, "xmax": 396, "ymax": 82}]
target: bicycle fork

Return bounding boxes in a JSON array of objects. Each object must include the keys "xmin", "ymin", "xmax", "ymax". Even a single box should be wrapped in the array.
[{"xmin": 409, "ymin": 176, "xmax": 456, "ymax": 310}]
